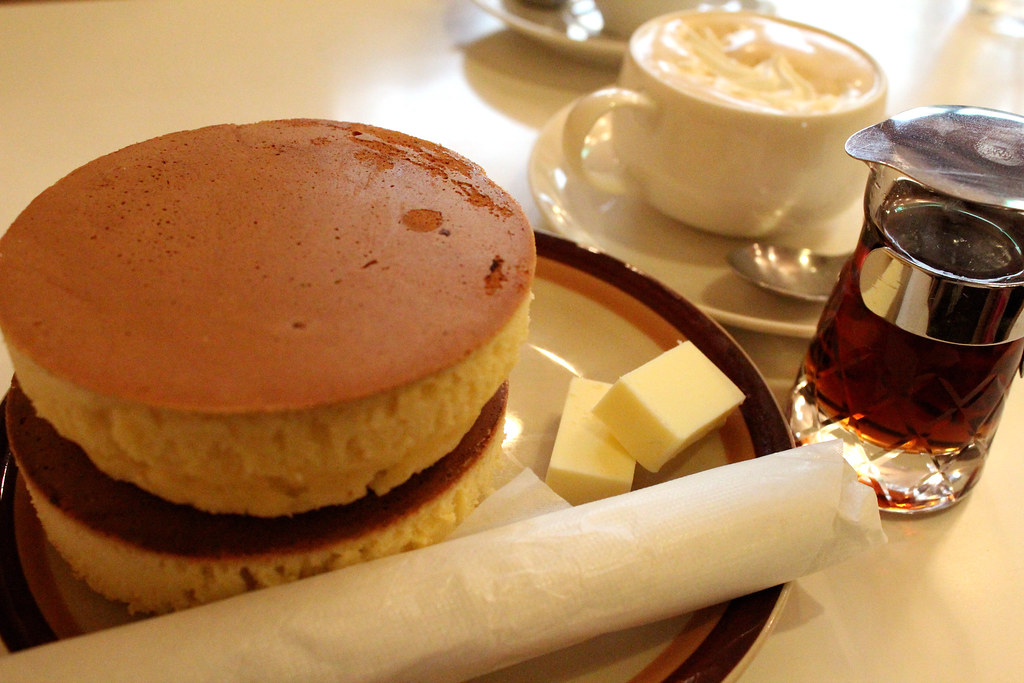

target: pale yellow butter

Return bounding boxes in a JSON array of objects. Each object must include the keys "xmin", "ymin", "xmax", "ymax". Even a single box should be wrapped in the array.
[
  {"xmin": 545, "ymin": 377, "xmax": 636, "ymax": 506},
  {"xmin": 592, "ymin": 342, "xmax": 745, "ymax": 473}
]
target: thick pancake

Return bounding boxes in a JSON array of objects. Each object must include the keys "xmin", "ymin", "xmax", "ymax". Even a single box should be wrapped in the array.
[
  {"xmin": 0, "ymin": 119, "xmax": 534, "ymax": 412},
  {"xmin": 6, "ymin": 381, "xmax": 507, "ymax": 557}
]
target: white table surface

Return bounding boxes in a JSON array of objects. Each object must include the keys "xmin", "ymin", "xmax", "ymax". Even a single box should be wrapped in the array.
[{"xmin": 1, "ymin": 1, "xmax": 1021, "ymax": 681}]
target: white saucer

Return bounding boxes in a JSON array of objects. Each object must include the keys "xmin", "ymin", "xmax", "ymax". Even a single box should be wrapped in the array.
[
  {"xmin": 528, "ymin": 102, "xmax": 865, "ymax": 338},
  {"xmin": 469, "ymin": 0, "xmax": 625, "ymax": 65}
]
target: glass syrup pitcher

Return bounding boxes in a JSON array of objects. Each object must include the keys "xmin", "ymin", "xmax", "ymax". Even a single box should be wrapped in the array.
[{"xmin": 789, "ymin": 105, "xmax": 1024, "ymax": 514}]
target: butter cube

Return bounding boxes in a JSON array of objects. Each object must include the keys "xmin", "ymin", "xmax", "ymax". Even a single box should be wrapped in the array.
[
  {"xmin": 592, "ymin": 341, "xmax": 744, "ymax": 473},
  {"xmin": 545, "ymin": 377, "xmax": 636, "ymax": 505}
]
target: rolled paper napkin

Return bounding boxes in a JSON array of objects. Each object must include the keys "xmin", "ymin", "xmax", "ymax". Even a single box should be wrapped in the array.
[{"xmin": 0, "ymin": 441, "xmax": 884, "ymax": 681}]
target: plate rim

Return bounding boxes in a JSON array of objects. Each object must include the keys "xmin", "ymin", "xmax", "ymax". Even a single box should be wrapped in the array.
[
  {"xmin": 532, "ymin": 231, "xmax": 793, "ymax": 682},
  {"xmin": 534, "ymin": 231, "xmax": 793, "ymax": 459},
  {"xmin": 0, "ymin": 426, "xmax": 54, "ymax": 651}
]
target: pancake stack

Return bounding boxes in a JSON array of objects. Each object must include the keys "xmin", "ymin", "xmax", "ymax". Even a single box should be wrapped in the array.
[{"xmin": 0, "ymin": 119, "xmax": 535, "ymax": 613}]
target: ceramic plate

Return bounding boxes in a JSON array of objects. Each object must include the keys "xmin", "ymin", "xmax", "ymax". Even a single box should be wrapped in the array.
[
  {"xmin": 0, "ymin": 232, "xmax": 792, "ymax": 681},
  {"xmin": 469, "ymin": 0, "xmax": 625, "ymax": 65},
  {"xmin": 529, "ymin": 102, "xmax": 865, "ymax": 338}
]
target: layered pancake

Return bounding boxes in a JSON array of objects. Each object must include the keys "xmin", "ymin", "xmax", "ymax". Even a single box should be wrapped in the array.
[
  {"xmin": 0, "ymin": 119, "xmax": 534, "ymax": 517},
  {"xmin": 7, "ymin": 381, "xmax": 508, "ymax": 614},
  {"xmin": 0, "ymin": 119, "xmax": 535, "ymax": 612}
]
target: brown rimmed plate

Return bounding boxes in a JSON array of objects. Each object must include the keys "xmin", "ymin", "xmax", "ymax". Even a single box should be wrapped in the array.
[{"xmin": 0, "ymin": 231, "xmax": 793, "ymax": 681}]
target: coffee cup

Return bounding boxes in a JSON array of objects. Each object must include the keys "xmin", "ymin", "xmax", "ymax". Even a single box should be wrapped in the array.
[{"xmin": 562, "ymin": 11, "xmax": 887, "ymax": 238}]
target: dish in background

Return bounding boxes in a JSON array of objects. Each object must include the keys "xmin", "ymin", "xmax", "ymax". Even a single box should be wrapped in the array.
[
  {"xmin": 469, "ymin": 1, "xmax": 779, "ymax": 65},
  {"xmin": 470, "ymin": 0, "xmax": 626, "ymax": 64},
  {"xmin": 595, "ymin": 0, "xmax": 776, "ymax": 42},
  {"xmin": 529, "ymin": 101, "xmax": 864, "ymax": 338},
  {"xmin": 0, "ymin": 232, "xmax": 791, "ymax": 682}
]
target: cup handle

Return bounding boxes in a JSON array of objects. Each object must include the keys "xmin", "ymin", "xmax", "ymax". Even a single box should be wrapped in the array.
[{"xmin": 562, "ymin": 88, "xmax": 656, "ymax": 196}]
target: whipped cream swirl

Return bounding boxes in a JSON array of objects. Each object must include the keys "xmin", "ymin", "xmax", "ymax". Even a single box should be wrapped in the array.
[{"xmin": 647, "ymin": 18, "xmax": 859, "ymax": 114}]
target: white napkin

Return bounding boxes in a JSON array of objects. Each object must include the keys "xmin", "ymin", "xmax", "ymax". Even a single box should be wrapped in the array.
[{"xmin": 0, "ymin": 440, "xmax": 884, "ymax": 682}]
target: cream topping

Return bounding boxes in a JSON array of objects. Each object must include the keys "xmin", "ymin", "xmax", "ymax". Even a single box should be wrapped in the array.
[{"xmin": 641, "ymin": 16, "xmax": 877, "ymax": 114}]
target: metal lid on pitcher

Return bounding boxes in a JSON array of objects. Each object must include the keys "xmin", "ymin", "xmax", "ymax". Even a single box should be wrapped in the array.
[
  {"xmin": 848, "ymin": 105, "xmax": 1024, "ymax": 345},
  {"xmin": 846, "ymin": 105, "xmax": 1024, "ymax": 210}
]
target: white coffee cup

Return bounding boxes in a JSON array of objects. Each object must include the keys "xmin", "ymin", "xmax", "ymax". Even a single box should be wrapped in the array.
[{"xmin": 563, "ymin": 11, "xmax": 888, "ymax": 238}]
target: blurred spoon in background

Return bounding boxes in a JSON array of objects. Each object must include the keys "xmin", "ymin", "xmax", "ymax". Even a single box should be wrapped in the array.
[{"xmin": 727, "ymin": 243, "xmax": 848, "ymax": 303}]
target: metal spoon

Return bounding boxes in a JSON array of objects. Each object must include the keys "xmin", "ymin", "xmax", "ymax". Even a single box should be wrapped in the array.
[{"xmin": 727, "ymin": 243, "xmax": 849, "ymax": 303}]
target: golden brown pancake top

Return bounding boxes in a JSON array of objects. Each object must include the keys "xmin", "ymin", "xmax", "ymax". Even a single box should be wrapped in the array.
[{"xmin": 0, "ymin": 120, "xmax": 534, "ymax": 411}]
